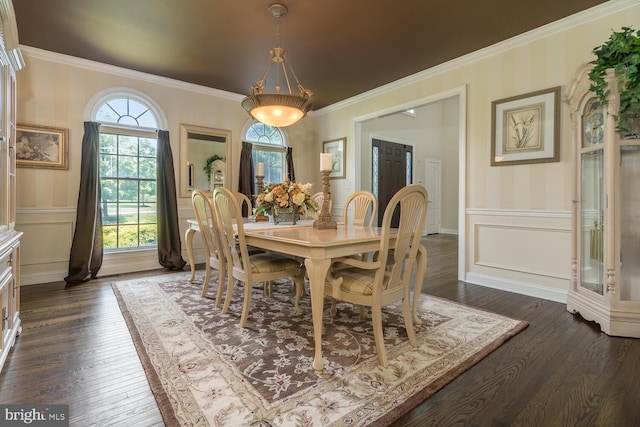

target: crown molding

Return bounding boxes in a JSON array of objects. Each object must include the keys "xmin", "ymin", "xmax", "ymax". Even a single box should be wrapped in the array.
[
  {"xmin": 19, "ymin": 45, "xmax": 245, "ymax": 102},
  {"xmin": 317, "ymin": 0, "xmax": 638, "ymax": 115}
]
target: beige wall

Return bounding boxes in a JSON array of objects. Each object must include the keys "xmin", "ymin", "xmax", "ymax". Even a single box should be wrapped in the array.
[
  {"xmin": 15, "ymin": 1, "xmax": 640, "ymax": 300},
  {"xmin": 312, "ymin": 1, "xmax": 640, "ymax": 302},
  {"xmin": 16, "ymin": 49, "xmax": 316, "ymax": 284}
]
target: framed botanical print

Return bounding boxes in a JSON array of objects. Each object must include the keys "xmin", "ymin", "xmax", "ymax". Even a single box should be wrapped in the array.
[{"xmin": 491, "ymin": 86, "xmax": 560, "ymax": 166}]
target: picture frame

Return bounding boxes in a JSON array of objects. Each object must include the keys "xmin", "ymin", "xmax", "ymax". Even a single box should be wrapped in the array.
[
  {"xmin": 16, "ymin": 124, "xmax": 69, "ymax": 170},
  {"xmin": 491, "ymin": 86, "xmax": 560, "ymax": 166},
  {"xmin": 322, "ymin": 137, "xmax": 346, "ymax": 179}
]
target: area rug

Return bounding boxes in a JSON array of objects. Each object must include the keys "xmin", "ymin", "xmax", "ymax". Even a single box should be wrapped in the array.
[{"xmin": 112, "ymin": 272, "xmax": 527, "ymax": 426}]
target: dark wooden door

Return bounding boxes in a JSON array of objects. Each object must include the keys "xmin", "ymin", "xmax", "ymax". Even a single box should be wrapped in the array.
[{"xmin": 372, "ymin": 138, "xmax": 413, "ymax": 227}]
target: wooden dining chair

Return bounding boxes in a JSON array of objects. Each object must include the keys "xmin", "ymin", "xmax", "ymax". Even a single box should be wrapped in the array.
[
  {"xmin": 234, "ymin": 192, "xmax": 252, "ymax": 217},
  {"xmin": 191, "ymin": 189, "xmax": 227, "ymax": 305},
  {"xmin": 332, "ymin": 190, "xmax": 378, "ymax": 317},
  {"xmin": 325, "ymin": 184, "xmax": 428, "ymax": 367},
  {"xmin": 342, "ymin": 190, "xmax": 377, "ymax": 226},
  {"xmin": 213, "ymin": 187, "xmax": 306, "ymax": 327},
  {"xmin": 311, "ymin": 191, "xmax": 332, "ymax": 217}
]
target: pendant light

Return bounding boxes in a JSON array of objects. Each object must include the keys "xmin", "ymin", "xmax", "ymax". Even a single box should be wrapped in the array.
[{"xmin": 241, "ymin": 3, "xmax": 313, "ymax": 127}]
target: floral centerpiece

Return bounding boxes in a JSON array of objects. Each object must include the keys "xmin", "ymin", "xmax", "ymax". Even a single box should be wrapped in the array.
[{"xmin": 255, "ymin": 179, "xmax": 317, "ymax": 224}]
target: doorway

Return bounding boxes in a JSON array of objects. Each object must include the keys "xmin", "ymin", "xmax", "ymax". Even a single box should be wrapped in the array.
[
  {"xmin": 352, "ymin": 86, "xmax": 467, "ymax": 281},
  {"xmin": 372, "ymin": 138, "xmax": 413, "ymax": 226}
]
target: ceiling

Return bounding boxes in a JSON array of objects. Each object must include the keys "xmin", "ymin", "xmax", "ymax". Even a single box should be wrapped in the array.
[{"xmin": 13, "ymin": 0, "xmax": 607, "ymax": 110}]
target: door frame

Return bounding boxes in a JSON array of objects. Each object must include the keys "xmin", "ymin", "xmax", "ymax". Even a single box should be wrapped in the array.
[
  {"xmin": 424, "ymin": 158, "xmax": 442, "ymax": 235},
  {"xmin": 352, "ymin": 85, "xmax": 467, "ymax": 281}
]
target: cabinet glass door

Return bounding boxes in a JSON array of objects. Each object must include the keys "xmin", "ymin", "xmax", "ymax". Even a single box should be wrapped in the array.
[
  {"xmin": 619, "ymin": 145, "xmax": 640, "ymax": 302},
  {"xmin": 580, "ymin": 149, "xmax": 604, "ymax": 295}
]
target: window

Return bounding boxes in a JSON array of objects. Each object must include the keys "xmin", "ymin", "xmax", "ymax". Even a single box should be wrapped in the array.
[
  {"xmin": 94, "ymin": 95, "xmax": 159, "ymax": 251},
  {"xmin": 245, "ymin": 121, "xmax": 287, "ymax": 187}
]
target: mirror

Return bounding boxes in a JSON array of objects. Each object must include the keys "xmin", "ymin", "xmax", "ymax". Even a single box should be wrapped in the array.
[{"xmin": 179, "ymin": 124, "xmax": 232, "ymax": 198}]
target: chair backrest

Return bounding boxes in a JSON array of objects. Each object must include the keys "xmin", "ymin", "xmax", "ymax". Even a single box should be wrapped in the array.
[
  {"xmin": 234, "ymin": 192, "xmax": 252, "ymax": 217},
  {"xmin": 312, "ymin": 191, "xmax": 332, "ymax": 213},
  {"xmin": 377, "ymin": 185, "xmax": 428, "ymax": 293},
  {"xmin": 191, "ymin": 189, "xmax": 224, "ymax": 264},
  {"xmin": 213, "ymin": 187, "xmax": 249, "ymax": 271},
  {"xmin": 343, "ymin": 190, "xmax": 377, "ymax": 226}
]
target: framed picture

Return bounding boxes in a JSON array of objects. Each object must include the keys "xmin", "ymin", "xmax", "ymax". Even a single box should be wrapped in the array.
[
  {"xmin": 322, "ymin": 137, "xmax": 346, "ymax": 179},
  {"xmin": 16, "ymin": 124, "xmax": 69, "ymax": 169},
  {"xmin": 491, "ymin": 86, "xmax": 560, "ymax": 166}
]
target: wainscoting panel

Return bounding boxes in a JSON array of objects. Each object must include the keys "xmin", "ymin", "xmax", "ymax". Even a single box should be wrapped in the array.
[
  {"xmin": 17, "ymin": 213, "xmax": 75, "ymax": 285},
  {"xmin": 18, "ymin": 207, "xmax": 200, "ymax": 285},
  {"xmin": 474, "ymin": 224, "xmax": 570, "ymax": 279},
  {"xmin": 466, "ymin": 209, "xmax": 571, "ymax": 303}
]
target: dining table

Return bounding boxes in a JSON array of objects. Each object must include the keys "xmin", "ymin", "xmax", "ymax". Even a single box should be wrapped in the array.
[{"xmin": 184, "ymin": 218, "xmax": 426, "ymax": 376}]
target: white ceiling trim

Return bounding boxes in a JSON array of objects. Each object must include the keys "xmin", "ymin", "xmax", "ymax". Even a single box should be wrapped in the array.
[{"xmin": 19, "ymin": 45, "xmax": 245, "ymax": 102}]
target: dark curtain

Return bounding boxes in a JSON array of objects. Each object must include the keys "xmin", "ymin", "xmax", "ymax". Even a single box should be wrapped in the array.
[
  {"xmin": 65, "ymin": 121, "xmax": 103, "ymax": 283},
  {"xmin": 238, "ymin": 141, "xmax": 254, "ymax": 217},
  {"xmin": 157, "ymin": 130, "xmax": 187, "ymax": 270},
  {"xmin": 286, "ymin": 146, "xmax": 295, "ymax": 182}
]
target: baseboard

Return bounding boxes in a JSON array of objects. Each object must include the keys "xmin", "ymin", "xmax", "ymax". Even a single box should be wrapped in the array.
[
  {"xmin": 22, "ymin": 259, "xmax": 164, "ymax": 286},
  {"xmin": 465, "ymin": 272, "xmax": 567, "ymax": 303}
]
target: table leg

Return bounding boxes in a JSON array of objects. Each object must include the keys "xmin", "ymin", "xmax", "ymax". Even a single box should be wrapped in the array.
[
  {"xmin": 413, "ymin": 244, "xmax": 427, "ymax": 325},
  {"xmin": 304, "ymin": 257, "xmax": 331, "ymax": 377},
  {"xmin": 185, "ymin": 227, "xmax": 196, "ymax": 282}
]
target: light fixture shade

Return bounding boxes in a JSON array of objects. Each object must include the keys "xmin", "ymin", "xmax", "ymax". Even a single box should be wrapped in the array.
[{"xmin": 241, "ymin": 93, "xmax": 312, "ymax": 128}]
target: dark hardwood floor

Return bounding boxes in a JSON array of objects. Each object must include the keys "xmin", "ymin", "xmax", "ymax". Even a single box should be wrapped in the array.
[{"xmin": 1, "ymin": 233, "xmax": 639, "ymax": 426}]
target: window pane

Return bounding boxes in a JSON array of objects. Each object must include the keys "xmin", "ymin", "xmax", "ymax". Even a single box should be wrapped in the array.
[
  {"xmin": 119, "ymin": 136, "xmax": 138, "ymax": 156},
  {"xmin": 128, "ymin": 99, "xmax": 149, "ymax": 120},
  {"xmin": 118, "ymin": 156, "xmax": 138, "ymax": 178},
  {"xmin": 118, "ymin": 203, "xmax": 139, "ymax": 224},
  {"xmin": 100, "ymin": 134, "xmax": 117, "ymax": 153},
  {"xmin": 140, "ymin": 203, "xmax": 156, "ymax": 224},
  {"xmin": 139, "ymin": 158, "xmax": 156, "ymax": 179},
  {"xmin": 140, "ymin": 181, "xmax": 157, "ymax": 203},
  {"xmin": 139, "ymin": 224, "xmax": 157, "ymax": 246},
  {"xmin": 118, "ymin": 179, "xmax": 138, "ymax": 202},
  {"xmin": 372, "ymin": 146, "xmax": 379, "ymax": 199},
  {"xmin": 100, "ymin": 154, "xmax": 117, "ymax": 177},
  {"xmin": 118, "ymin": 224, "xmax": 139, "ymax": 248},
  {"xmin": 137, "ymin": 111, "xmax": 158, "ymax": 128},
  {"xmin": 102, "ymin": 202, "xmax": 117, "ymax": 225},
  {"xmin": 96, "ymin": 105, "xmax": 119, "ymax": 125},
  {"xmin": 101, "ymin": 179, "xmax": 118, "ymax": 202},
  {"xmin": 103, "ymin": 225, "xmax": 117, "ymax": 249},
  {"xmin": 139, "ymin": 138, "xmax": 157, "ymax": 156}
]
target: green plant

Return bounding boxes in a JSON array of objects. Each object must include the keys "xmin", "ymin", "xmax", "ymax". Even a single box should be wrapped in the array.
[
  {"xmin": 204, "ymin": 154, "xmax": 225, "ymax": 181},
  {"xmin": 588, "ymin": 26, "xmax": 640, "ymax": 135}
]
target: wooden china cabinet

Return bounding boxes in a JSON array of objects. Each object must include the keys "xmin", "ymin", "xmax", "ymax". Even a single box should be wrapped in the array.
[
  {"xmin": 565, "ymin": 64, "xmax": 640, "ymax": 338},
  {"xmin": 0, "ymin": 0, "xmax": 24, "ymax": 373}
]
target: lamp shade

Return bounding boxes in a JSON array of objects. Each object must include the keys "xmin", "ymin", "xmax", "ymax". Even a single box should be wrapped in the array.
[{"xmin": 241, "ymin": 93, "xmax": 312, "ymax": 128}]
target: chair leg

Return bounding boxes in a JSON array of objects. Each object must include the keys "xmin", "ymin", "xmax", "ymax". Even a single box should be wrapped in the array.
[
  {"xmin": 201, "ymin": 264, "xmax": 211, "ymax": 298},
  {"xmin": 359, "ymin": 305, "xmax": 366, "ymax": 320},
  {"xmin": 263, "ymin": 281, "xmax": 273, "ymax": 298},
  {"xmin": 214, "ymin": 269, "xmax": 226, "ymax": 308},
  {"xmin": 292, "ymin": 275, "xmax": 304, "ymax": 314},
  {"xmin": 222, "ymin": 270, "xmax": 235, "ymax": 314},
  {"xmin": 239, "ymin": 282, "xmax": 252, "ymax": 328},
  {"xmin": 330, "ymin": 298, "xmax": 337, "ymax": 316},
  {"xmin": 371, "ymin": 304, "xmax": 388, "ymax": 367},
  {"xmin": 402, "ymin": 298, "xmax": 417, "ymax": 346}
]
